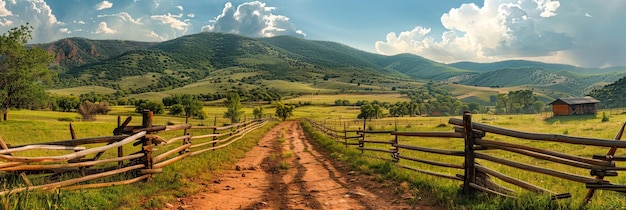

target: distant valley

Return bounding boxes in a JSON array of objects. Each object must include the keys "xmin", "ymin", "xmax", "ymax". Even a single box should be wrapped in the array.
[{"xmin": 33, "ymin": 32, "xmax": 626, "ymax": 104}]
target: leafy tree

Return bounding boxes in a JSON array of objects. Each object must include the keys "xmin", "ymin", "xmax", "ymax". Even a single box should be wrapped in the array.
[
  {"xmin": 275, "ymin": 103, "xmax": 294, "ymax": 121},
  {"xmin": 223, "ymin": 93, "xmax": 244, "ymax": 123},
  {"xmin": 56, "ymin": 96, "xmax": 80, "ymax": 112},
  {"xmin": 134, "ymin": 100, "xmax": 165, "ymax": 114},
  {"xmin": 169, "ymin": 104, "xmax": 184, "ymax": 116},
  {"xmin": 358, "ymin": 102, "xmax": 382, "ymax": 120},
  {"xmin": 0, "ymin": 24, "xmax": 53, "ymax": 121},
  {"xmin": 253, "ymin": 106, "xmax": 264, "ymax": 119},
  {"xmin": 180, "ymin": 95, "xmax": 204, "ymax": 119}
]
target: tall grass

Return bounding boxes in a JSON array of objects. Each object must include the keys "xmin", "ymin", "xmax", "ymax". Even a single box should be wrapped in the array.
[
  {"xmin": 0, "ymin": 108, "xmax": 277, "ymax": 209},
  {"xmin": 301, "ymin": 111, "xmax": 626, "ymax": 209}
]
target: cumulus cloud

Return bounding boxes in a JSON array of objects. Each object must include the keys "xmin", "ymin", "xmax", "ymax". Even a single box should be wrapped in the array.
[
  {"xmin": 376, "ymin": 0, "xmax": 572, "ymax": 64},
  {"xmin": 176, "ymin": 5, "xmax": 183, "ymax": 11},
  {"xmin": 0, "ymin": 0, "xmax": 65, "ymax": 42},
  {"xmin": 0, "ymin": 1, "xmax": 12, "ymax": 17},
  {"xmin": 202, "ymin": 1, "xmax": 305, "ymax": 38},
  {"xmin": 94, "ymin": 21, "xmax": 116, "ymax": 34},
  {"xmin": 151, "ymin": 13, "xmax": 188, "ymax": 31},
  {"xmin": 95, "ymin": 1, "xmax": 113, "ymax": 11},
  {"xmin": 534, "ymin": 0, "xmax": 560, "ymax": 17},
  {"xmin": 59, "ymin": 28, "xmax": 70, "ymax": 34},
  {"xmin": 98, "ymin": 12, "xmax": 143, "ymax": 25}
]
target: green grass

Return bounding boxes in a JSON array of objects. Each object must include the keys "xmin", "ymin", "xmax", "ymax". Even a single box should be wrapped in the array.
[
  {"xmin": 116, "ymin": 73, "xmax": 162, "ymax": 90},
  {"xmin": 302, "ymin": 110, "xmax": 626, "ymax": 209},
  {"xmin": 0, "ymin": 109, "xmax": 277, "ymax": 209},
  {"xmin": 284, "ymin": 93, "xmax": 410, "ymax": 105},
  {"xmin": 47, "ymin": 86, "xmax": 117, "ymax": 96}
]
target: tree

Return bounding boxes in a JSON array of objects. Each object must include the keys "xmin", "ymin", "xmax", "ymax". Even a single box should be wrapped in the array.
[
  {"xmin": 223, "ymin": 93, "xmax": 244, "ymax": 123},
  {"xmin": 169, "ymin": 104, "xmax": 184, "ymax": 116},
  {"xmin": 357, "ymin": 102, "xmax": 381, "ymax": 120},
  {"xmin": 0, "ymin": 24, "xmax": 53, "ymax": 121},
  {"xmin": 253, "ymin": 106, "xmax": 264, "ymax": 119},
  {"xmin": 275, "ymin": 103, "xmax": 294, "ymax": 121}
]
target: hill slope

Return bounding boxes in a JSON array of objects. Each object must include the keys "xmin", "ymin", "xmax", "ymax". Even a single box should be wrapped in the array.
[{"xmin": 450, "ymin": 60, "xmax": 626, "ymax": 75}]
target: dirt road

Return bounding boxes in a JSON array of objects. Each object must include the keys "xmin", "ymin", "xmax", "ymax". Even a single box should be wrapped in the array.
[{"xmin": 175, "ymin": 121, "xmax": 443, "ymax": 209}]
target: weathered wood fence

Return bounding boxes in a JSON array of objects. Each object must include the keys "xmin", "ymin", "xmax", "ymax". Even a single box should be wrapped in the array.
[
  {"xmin": 0, "ymin": 110, "xmax": 269, "ymax": 194},
  {"xmin": 306, "ymin": 112, "xmax": 626, "ymax": 204}
]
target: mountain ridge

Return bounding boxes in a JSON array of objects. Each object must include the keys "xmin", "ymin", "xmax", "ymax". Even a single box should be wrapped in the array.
[{"xmin": 31, "ymin": 32, "xmax": 626, "ymax": 103}]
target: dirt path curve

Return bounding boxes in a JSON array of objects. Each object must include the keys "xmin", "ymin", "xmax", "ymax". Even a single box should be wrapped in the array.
[{"xmin": 175, "ymin": 121, "xmax": 444, "ymax": 210}]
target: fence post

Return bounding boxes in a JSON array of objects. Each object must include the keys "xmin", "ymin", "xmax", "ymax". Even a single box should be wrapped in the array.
[
  {"xmin": 463, "ymin": 111, "xmax": 476, "ymax": 194},
  {"xmin": 212, "ymin": 116, "xmax": 218, "ymax": 150},
  {"xmin": 344, "ymin": 122, "xmax": 348, "ymax": 148},
  {"xmin": 358, "ymin": 128, "xmax": 364, "ymax": 154},
  {"xmin": 392, "ymin": 127, "xmax": 399, "ymax": 163},
  {"xmin": 141, "ymin": 110, "xmax": 154, "ymax": 181}
]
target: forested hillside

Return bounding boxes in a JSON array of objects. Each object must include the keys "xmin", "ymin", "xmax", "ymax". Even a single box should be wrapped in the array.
[{"xmin": 34, "ymin": 32, "xmax": 626, "ymax": 104}]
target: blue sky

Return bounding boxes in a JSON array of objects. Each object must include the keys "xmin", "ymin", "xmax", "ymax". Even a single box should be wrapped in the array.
[{"xmin": 0, "ymin": 0, "xmax": 624, "ymax": 68}]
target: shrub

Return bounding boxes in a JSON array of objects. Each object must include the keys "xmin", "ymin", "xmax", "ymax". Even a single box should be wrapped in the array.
[
  {"xmin": 602, "ymin": 112, "xmax": 610, "ymax": 122},
  {"xmin": 57, "ymin": 117, "xmax": 74, "ymax": 122}
]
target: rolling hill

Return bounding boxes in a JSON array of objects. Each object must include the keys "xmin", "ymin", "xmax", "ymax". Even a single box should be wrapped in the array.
[
  {"xmin": 449, "ymin": 60, "xmax": 626, "ymax": 75},
  {"xmin": 35, "ymin": 32, "xmax": 626, "ymax": 105}
]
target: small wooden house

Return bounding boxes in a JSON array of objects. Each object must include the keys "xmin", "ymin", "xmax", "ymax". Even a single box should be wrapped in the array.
[{"xmin": 549, "ymin": 97, "xmax": 600, "ymax": 116}]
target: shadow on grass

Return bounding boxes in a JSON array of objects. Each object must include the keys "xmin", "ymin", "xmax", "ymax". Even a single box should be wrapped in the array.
[{"xmin": 544, "ymin": 114, "xmax": 598, "ymax": 124}]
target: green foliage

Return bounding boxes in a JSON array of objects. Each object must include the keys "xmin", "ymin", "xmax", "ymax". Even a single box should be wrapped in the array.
[
  {"xmin": 53, "ymin": 95, "xmax": 80, "ymax": 112},
  {"xmin": 223, "ymin": 93, "xmax": 244, "ymax": 123},
  {"xmin": 495, "ymin": 90, "xmax": 545, "ymax": 114},
  {"xmin": 253, "ymin": 106, "xmax": 264, "ymax": 119},
  {"xmin": 0, "ymin": 23, "xmax": 53, "ymax": 121},
  {"xmin": 602, "ymin": 112, "xmax": 610, "ymax": 122},
  {"xmin": 134, "ymin": 100, "xmax": 165, "ymax": 114},
  {"xmin": 590, "ymin": 77, "xmax": 626, "ymax": 109},
  {"xmin": 274, "ymin": 103, "xmax": 295, "ymax": 121},
  {"xmin": 168, "ymin": 104, "xmax": 184, "ymax": 116},
  {"xmin": 357, "ymin": 101, "xmax": 382, "ymax": 120}
]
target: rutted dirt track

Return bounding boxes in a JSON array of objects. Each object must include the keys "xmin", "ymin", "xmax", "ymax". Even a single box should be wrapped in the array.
[{"xmin": 175, "ymin": 121, "xmax": 444, "ymax": 209}]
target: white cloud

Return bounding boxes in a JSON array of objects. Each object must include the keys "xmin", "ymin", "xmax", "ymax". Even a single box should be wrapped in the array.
[
  {"xmin": 151, "ymin": 13, "xmax": 188, "ymax": 31},
  {"xmin": 94, "ymin": 21, "xmax": 116, "ymax": 34},
  {"xmin": 376, "ymin": 0, "xmax": 572, "ymax": 64},
  {"xmin": 0, "ymin": 18, "xmax": 12, "ymax": 26},
  {"xmin": 176, "ymin": 5, "xmax": 183, "ymax": 11},
  {"xmin": 98, "ymin": 12, "xmax": 143, "ymax": 25},
  {"xmin": 187, "ymin": 13, "xmax": 195, "ymax": 18},
  {"xmin": 0, "ymin": 1, "xmax": 12, "ymax": 17},
  {"xmin": 534, "ymin": 0, "xmax": 560, "ymax": 17},
  {"xmin": 95, "ymin": 1, "xmax": 113, "ymax": 11},
  {"xmin": 59, "ymin": 28, "xmax": 70, "ymax": 34},
  {"xmin": 585, "ymin": 12, "xmax": 592, "ymax": 17},
  {"xmin": 202, "ymin": 1, "xmax": 305, "ymax": 38},
  {"xmin": 74, "ymin": 20, "xmax": 86, "ymax": 24}
]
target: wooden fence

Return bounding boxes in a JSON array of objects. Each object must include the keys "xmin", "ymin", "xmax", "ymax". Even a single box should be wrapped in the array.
[
  {"xmin": 0, "ymin": 110, "xmax": 269, "ymax": 194},
  {"xmin": 306, "ymin": 111, "xmax": 626, "ymax": 204}
]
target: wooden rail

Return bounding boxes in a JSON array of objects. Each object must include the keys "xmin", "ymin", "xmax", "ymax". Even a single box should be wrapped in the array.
[
  {"xmin": 0, "ymin": 111, "xmax": 270, "ymax": 195},
  {"xmin": 305, "ymin": 114, "xmax": 626, "ymax": 204}
]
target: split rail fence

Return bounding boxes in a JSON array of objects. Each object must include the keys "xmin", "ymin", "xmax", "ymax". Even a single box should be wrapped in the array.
[
  {"xmin": 306, "ymin": 112, "xmax": 626, "ymax": 204},
  {"xmin": 0, "ymin": 110, "xmax": 269, "ymax": 195}
]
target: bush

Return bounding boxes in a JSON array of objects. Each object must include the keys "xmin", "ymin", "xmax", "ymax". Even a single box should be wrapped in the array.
[
  {"xmin": 602, "ymin": 112, "xmax": 610, "ymax": 122},
  {"xmin": 57, "ymin": 117, "xmax": 74, "ymax": 122}
]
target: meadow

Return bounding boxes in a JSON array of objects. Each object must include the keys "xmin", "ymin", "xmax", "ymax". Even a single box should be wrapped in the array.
[
  {"xmin": 299, "ymin": 105, "xmax": 626, "ymax": 209},
  {"xmin": 2, "ymin": 102, "xmax": 626, "ymax": 208}
]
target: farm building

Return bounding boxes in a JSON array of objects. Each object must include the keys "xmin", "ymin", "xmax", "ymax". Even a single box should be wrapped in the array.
[{"xmin": 549, "ymin": 97, "xmax": 600, "ymax": 116}]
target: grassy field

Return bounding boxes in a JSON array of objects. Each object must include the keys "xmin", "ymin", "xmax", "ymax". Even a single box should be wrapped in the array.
[
  {"xmin": 301, "ymin": 106, "xmax": 626, "ymax": 209},
  {"xmin": 284, "ymin": 93, "xmax": 410, "ymax": 105},
  {"xmin": 47, "ymin": 86, "xmax": 118, "ymax": 96},
  {"xmin": 3, "ymin": 102, "xmax": 626, "ymax": 208}
]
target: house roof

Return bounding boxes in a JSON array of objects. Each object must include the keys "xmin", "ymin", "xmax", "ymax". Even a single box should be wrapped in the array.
[{"xmin": 550, "ymin": 96, "xmax": 600, "ymax": 105}]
